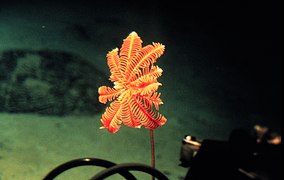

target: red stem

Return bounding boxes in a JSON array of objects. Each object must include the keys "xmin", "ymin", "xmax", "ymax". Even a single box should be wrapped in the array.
[{"xmin": 150, "ymin": 129, "xmax": 155, "ymax": 180}]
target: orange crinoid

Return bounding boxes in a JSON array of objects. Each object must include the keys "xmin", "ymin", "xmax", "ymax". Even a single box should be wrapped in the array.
[{"xmin": 98, "ymin": 31, "xmax": 167, "ymax": 133}]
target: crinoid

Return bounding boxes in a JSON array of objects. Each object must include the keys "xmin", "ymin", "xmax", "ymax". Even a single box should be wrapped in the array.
[{"xmin": 98, "ymin": 31, "xmax": 167, "ymax": 173}]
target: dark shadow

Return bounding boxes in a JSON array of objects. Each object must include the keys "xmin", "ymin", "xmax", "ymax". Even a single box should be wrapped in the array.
[{"xmin": 0, "ymin": 49, "xmax": 110, "ymax": 115}]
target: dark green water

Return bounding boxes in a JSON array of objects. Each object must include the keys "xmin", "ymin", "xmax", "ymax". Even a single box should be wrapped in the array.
[{"xmin": 0, "ymin": 0, "xmax": 281, "ymax": 179}]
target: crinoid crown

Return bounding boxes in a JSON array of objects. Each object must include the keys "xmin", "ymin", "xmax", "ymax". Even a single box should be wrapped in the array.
[{"xmin": 98, "ymin": 32, "xmax": 167, "ymax": 133}]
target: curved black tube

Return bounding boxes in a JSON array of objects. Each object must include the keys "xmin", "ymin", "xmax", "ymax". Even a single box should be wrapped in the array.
[
  {"xmin": 43, "ymin": 157, "xmax": 136, "ymax": 180},
  {"xmin": 90, "ymin": 163, "xmax": 169, "ymax": 180}
]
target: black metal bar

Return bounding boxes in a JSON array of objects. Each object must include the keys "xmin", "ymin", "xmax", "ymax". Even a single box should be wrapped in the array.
[
  {"xmin": 43, "ymin": 157, "xmax": 136, "ymax": 180},
  {"xmin": 90, "ymin": 163, "xmax": 169, "ymax": 180}
]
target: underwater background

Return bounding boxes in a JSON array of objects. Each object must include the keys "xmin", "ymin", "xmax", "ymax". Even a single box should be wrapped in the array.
[{"xmin": 0, "ymin": 0, "xmax": 281, "ymax": 179}]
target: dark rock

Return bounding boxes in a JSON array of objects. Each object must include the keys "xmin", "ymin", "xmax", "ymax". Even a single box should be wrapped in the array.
[{"xmin": 0, "ymin": 49, "xmax": 109, "ymax": 115}]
